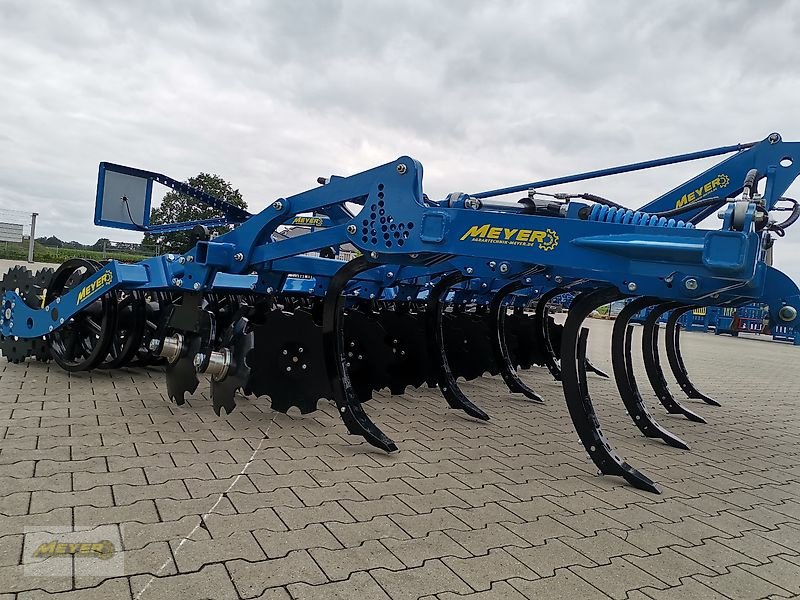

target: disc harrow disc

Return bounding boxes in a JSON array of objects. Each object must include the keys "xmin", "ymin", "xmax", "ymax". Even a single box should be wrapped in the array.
[
  {"xmin": 210, "ymin": 317, "xmax": 254, "ymax": 416},
  {"xmin": 375, "ymin": 309, "xmax": 431, "ymax": 394},
  {"xmin": 504, "ymin": 312, "xmax": 538, "ymax": 369},
  {"xmin": 443, "ymin": 311, "xmax": 498, "ymax": 381},
  {"xmin": 342, "ymin": 308, "xmax": 394, "ymax": 401},
  {"xmin": 165, "ymin": 309, "xmax": 214, "ymax": 405},
  {"xmin": 248, "ymin": 308, "xmax": 330, "ymax": 414}
]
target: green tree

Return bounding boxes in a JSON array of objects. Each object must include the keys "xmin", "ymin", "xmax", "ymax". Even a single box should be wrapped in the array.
[
  {"xmin": 92, "ymin": 238, "xmax": 111, "ymax": 252},
  {"xmin": 143, "ymin": 173, "xmax": 247, "ymax": 253}
]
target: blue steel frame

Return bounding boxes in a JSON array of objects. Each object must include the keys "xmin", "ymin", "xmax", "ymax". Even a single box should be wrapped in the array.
[{"xmin": 4, "ymin": 133, "xmax": 800, "ymax": 340}]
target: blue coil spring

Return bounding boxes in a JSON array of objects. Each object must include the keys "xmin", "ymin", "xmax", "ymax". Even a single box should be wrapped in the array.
[{"xmin": 587, "ymin": 204, "xmax": 694, "ymax": 228}]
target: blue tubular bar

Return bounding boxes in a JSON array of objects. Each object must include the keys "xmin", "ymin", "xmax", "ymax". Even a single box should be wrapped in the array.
[{"xmin": 470, "ymin": 142, "xmax": 754, "ymax": 199}]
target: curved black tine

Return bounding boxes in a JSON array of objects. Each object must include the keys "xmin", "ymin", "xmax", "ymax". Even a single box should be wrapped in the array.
[
  {"xmin": 322, "ymin": 256, "xmax": 398, "ymax": 452},
  {"xmin": 611, "ymin": 298, "xmax": 690, "ymax": 449},
  {"xmin": 584, "ymin": 358, "xmax": 609, "ymax": 378},
  {"xmin": 665, "ymin": 308, "xmax": 721, "ymax": 406},
  {"xmin": 426, "ymin": 272, "xmax": 490, "ymax": 421},
  {"xmin": 533, "ymin": 287, "xmax": 563, "ymax": 380},
  {"xmin": 489, "ymin": 280, "xmax": 544, "ymax": 403},
  {"xmin": 642, "ymin": 303, "xmax": 706, "ymax": 423},
  {"xmin": 561, "ymin": 289, "xmax": 661, "ymax": 494}
]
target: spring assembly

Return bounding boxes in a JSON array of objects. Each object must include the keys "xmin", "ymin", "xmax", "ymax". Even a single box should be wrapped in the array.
[{"xmin": 587, "ymin": 204, "xmax": 695, "ymax": 228}]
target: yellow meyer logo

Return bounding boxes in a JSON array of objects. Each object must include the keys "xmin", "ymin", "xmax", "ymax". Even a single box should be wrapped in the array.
[
  {"xmin": 459, "ymin": 224, "xmax": 559, "ymax": 251},
  {"xmin": 675, "ymin": 174, "xmax": 730, "ymax": 208},
  {"xmin": 33, "ymin": 539, "xmax": 115, "ymax": 560},
  {"xmin": 76, "ymin": 271, "xmax": 113, "ymax": 304},
  {"xmin": 291, "ymin": 216, "xmax": 324, "ymax": 227}
]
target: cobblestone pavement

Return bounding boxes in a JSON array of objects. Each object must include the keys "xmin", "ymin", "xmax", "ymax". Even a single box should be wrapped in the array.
[{"xmin": 1, "ymin": 319, "xmax": 799, "ymax": 599}]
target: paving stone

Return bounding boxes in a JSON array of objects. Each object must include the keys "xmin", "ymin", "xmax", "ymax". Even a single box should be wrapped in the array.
[
  {"xmin": 619, "ymin": 522, "xmax": 693, "ymax": 555},
  {"xmin": 431, "ymin": 581, "xmax": 525, "ymax": 599},
  {"xmin": 756, "ymin": 524, "xmax": 800, "ymax": 554},
  {"xmin": 248, "ymin": 471, "xmax": 319, "ymax": 492},
  {"xmin": 507, "ymin": 537, "xmax": 597, "ymax": 577},
  {"xmin": 444, "ymin": 548, "xmax": 539, "ymax": 591},
  {"xmin": 352, "ymin": 477, "xmax": 420, "ymax": 500},
  {"xmin": 562, "ymin": 529, "xmax": 648, "ymax": 564},
  {"xmin": 228, "ymin": 488, "xmax": 304, "ymax": 514},
  {"xmin": 118, "ymin": 541, "xmax": 178, "ymax": 577},
  {"xmin": 154, "ymin": 494, "xmax": 237, "ymax": 521},
  {"xmin": 185, "ymin": 475, "xmax": 259, "ymax": 498},
  {"xmin": 30, "ymin": 486, "xmax": 114, "ymax": 513},
  {"xmin": 447, "ymin": 502, "xmax": 523, "ymax": 528},
  {"xmin": 338, "ymin": 496, "xmax": 415, "ymax": 522},
  {"xmin": 0, "ymin": 533, "xmax": 22, "ymax": 567},
  {"xmin": 327, "ymin": 515, "xmax": 410, "ymax": 547},
  {"xmin": 0, "ymin": 459, "xmax": 35, "ymax": 478},
  {"xmin": 276, "ymin": 501, "xmax": 355, "ymax": 529},
  {"xmin": 372, "ymin": 559, "xmax": 472, "ymax": 600},
  {"xmin": 175, "ymin": 451, "xmax": 236, "ymax": 468},
  {"xmin": 498, "ymin": 498, "xmax": 564, "ymax": 522},
  {"xmin": 695, "ymin": 564, "xmax": 792, "ymax": 600},
  {"xmin": 626, "ymin": 547, "xmax": 716, "ymax": 586},
  {"xmin": 172, "ymin": 530, "xmax": 266, "ymax": 572},
  {"xmin": 131, "ymin": 563, "xmax": 238, "ymax": 599},
  {"xmin": 718, "ymin": 533, "xmax": 798, "ymax": 563},
  {"xmin": 308, "ymin": 466, "xmax": 373, "ymax": 487},
  {"xmin": 653, "ymin": 517, "xmax": 732, "ymax": 546},
  {"xmin": 638, "ymin": 578, "xmax": 729, "ymax": 600},
  {"xmin": 740, "ymin": 556, "xmax": 800, "ymax": 594},
  {"xmin": 731, "ymin": 505, "xmax": 797, "ymax": 529},
  {"xmin": 391, "ymin": 508, "xmax": 471, "ymax": 538},
  {"xmin": 293, "ymin": 482, "xmax": 364, "ymax": 507},
  {"xmin": 509, "ymin": 568, "xmax": 610, "ymax": 599},
  {"xmin": 571, "ymin": 557, "xmax": 669, "ymax": 599},
  {"xmin": 445, "ymin": 523, "xmax": 529, "ymax": 556},
  {"xmin": 0, "ymin": 473, "xmax": 71, "ymax": 494},
  {"xmin": 674, "ymin": 538, "xmax": 761, "ymax": 575},
  {"xmin": 0, "ymin": 565, "xmax": 72, "ymax": 594},
  {"xmin": 107, "ymin": 453, "xmax": 174, "ymax": 471},
  {"xmin": 73, "ymin": 467, "xmax": 147, "ymax": 490},
  {"xmin": 204, "ymin": 507, "xmax": 288, "ymax": 537},
  {"xmin": 1, "ymin": 490, "xmax": 32, "ymax": 515},
  {"xmin": 254, "ymin": 524, "xmax": 342, "ymax": 559},
  {"xmin": 310, "ymin": 539, "xmax": 404, "ymax": 580},
  {"xmin": 383, "ymin": 530, "xmax": 472, "ymax": 567},
  {"xmin": 502, "ymin": 514, "xmax": 582, "ymax": 546},
  {"xmin": 113, "ymin": 480, "xmax": 190, "ymax": 505},
  {"xmin": 288, "ymin": 571, "xmax": 391, "ymax": 600},
  {"xmin": 18, "ymin": 577, "xmax": 132, "ymax": 599},
  {"xmin": 228, "ymin": 550, "xmax": 327, "ymax": 598},
  {"xmin": 122, "ymin": 515, "xmax": 209, "ymax": 550},
  {"xmin": 144, "ymin": 463, "xmax": 215, "ymax": 484},
  {"xmin": 360, "ymin": 463, "xmax": 421, "ymax": 482}
]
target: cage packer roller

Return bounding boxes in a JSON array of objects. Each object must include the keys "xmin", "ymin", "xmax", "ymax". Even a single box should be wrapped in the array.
[{"xmin": 3, "ymin": 132, "xmax": 800, "ymax": 493}]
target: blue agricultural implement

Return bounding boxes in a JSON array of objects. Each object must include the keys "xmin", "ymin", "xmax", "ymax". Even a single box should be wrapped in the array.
[{"xmin": 2, "ymin": 133, "xmax": 800, "ymax": 493}]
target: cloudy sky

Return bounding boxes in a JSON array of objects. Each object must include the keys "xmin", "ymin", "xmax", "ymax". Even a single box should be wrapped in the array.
[{"xmin": 1, "ymin": 0, "xmax": 799, "ymax": 277}]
